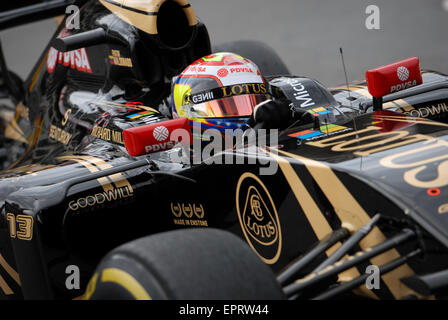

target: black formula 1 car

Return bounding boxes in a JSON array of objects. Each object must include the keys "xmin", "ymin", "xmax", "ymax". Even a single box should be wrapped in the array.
[{"xmin": 0, "ymin": 0, "xmax": 447, "ymax": 300}]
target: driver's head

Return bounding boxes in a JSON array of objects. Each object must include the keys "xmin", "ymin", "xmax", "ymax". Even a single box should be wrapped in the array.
[{"xmin": 171, "ymin": 52, "xmax": 270, "ymax": 131}]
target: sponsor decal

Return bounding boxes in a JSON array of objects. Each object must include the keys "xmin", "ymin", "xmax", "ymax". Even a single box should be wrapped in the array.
[
  {"xmin": 288, "ymin": 124, "xmax": 350, "ymax": 140},
  {"xmin": 229, "ymin": 67, "xmax": 254, "ymax": 74},
  {"xmin": 49, "ymin": 124, "xmax": 72, "ymax": 145},
  {"xmin": 187, "ymin": 83, "xmax": 267, "ymax": 106},
  {"xmin": 109, "ymin": 50, "xmax": 132, "ymax": 67},
  {"xmin": 125, "ymin": 111, "xmax": 155, "ymax": 120},
  {"xmin": 391, "ymin": 80, "xmax": 417, "ymax": 93},
  {"xmin": 170, "ymin": 202, "xmax": 207, "ymax": 226},
  {"xmin": 285, "ymin": 78, "xmax": 315, "ymax": 108},
  {"xmin": 123, "ymin": 118, "xmax": 190, "ymax": 156},
  {"xmin": 305, "ymin": 124, "xmax": 448, "ymax": 190},
  {"xmin": 91, "ymin": 125, "xmax": 124, "ymax": 145},
  {"xmin": 47, "ymin": 47, "xmax": 92, "ymax": 74},
  {"xmin": 221, "ymin": 83, "xmax": 267, "ymax": 97},
  {"xmin": 397, "ymin": 66, "xmax": 410, "ymax": 81},
  {"xmin": 191, "ymin": 91, "xmax": 214, "ymax": 104},
  {"xmin": 68, "ymin": 185, "xmax": 133, "ymax": 211},
  {"xmin": 366, "ymin": 57, "xmax": 422, "ymax": 97},
  {"xmin": 217, "ymin": 68, "xmax": 229, "ymax": 77},
  {"xmin": 153, "ymin": 126, "xmax": 170, "ymax": 141},
  {"xmin": 380, "ymin": 138, "xmax": 448, "ymax": 189},
  {"xmin": 307, "ymin": 125, "xmax": 423, "ymax": 156},
  {"xmin": 289, "ymin": 129, "xmax": 324, "ymax": 140},
  {"xmin": 320, "ymin": 124, "xmax": 349, "ymax": 134},
  {"xmin": 307, "ymin": 107, "xmax": 331, "ymax": 116},
  {"xmin": 186, "ymin": 66, "xmax": 207, "ymax": 73},
  {"xmin": 120, "ymin": 103, "xmax": 159, "ymax": 122},
  {"xmin": 236, "ymin": 172, "xmax": 282, "ymax": 264},
  {"xmin": 145, "ymin": 124, "xmax": 176, "ymax": 152},
  {"xmin": 145, "ymin": 141, "xmax": 175, "ymax": 153},
  {"xmin": 402, "ymin": 103, "xmax": 448, "ymax": 118}
]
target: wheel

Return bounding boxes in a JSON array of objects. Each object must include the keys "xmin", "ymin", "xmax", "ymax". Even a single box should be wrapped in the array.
[
  {"xmin": 213, "ymin": 40, "xmax": 291, "ymax": 76},
  {"xmin": 85, "ymin": 228, "xmax": 285, "ymax": 300}
]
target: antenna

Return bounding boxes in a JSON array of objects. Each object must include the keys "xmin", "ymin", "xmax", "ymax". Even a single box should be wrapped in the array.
[
  {"xmin": 339, "ymin": 47, "xmax": 353, "ymax": 104},
  {"xmin": 339, "ymin": 47, "xmax": 362, "ymax": 170}
]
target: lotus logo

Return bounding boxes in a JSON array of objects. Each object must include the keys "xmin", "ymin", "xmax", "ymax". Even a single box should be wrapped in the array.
[
  {"xmin": 250, "ymin": 195, "xmax": 264, "ymax": 222},
  {"xmin": 397, "ymin": 66, "xmax": 410, "ymax": 81},
  {"xmin": 153, "ymin": 126, "xmax": 169, "ymax": 141},
  {"xmin": 236, "ymin": 172, "xmax": 282, "ymax": 264}
]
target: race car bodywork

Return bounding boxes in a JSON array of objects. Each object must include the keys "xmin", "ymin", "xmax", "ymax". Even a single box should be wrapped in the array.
[{"xmin": 0, "ymin": 0, "xmax": 447, "ymax": 300}]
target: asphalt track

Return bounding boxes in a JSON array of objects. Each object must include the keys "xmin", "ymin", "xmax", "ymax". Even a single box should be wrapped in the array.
[{"xmin": 1, "ymin": 0, "xmax": 447, "ymax": 86}]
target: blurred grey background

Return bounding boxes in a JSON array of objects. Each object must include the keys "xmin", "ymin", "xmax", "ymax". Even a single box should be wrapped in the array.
[{"xmin": 1, "ymin": 0, "xmax": 447, "ymax": 87}]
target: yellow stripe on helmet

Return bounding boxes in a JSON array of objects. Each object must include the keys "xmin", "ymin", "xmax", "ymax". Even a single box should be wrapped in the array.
[{"xmin": 173, "ymin": 83, "xmax": 192, "ymax": 117}]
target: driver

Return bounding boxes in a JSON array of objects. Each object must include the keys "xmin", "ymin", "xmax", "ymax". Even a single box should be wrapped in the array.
[{"xmin": 170, "ymin": 52, "xmax": 310, "ymax": 132}]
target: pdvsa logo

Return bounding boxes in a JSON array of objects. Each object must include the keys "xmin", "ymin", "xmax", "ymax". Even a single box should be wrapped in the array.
[
  {"xmin": 391, "ymin": 66, "xmax": 415, "ymax": 93},
  {"xmin": 397, "ymin": 66, "xmax": 410, "ymax": 81},
  {"xmin": 217, "ymin": 68, "xmax": 229, "ymax": 77},
  {"xmin": 236, "ymin": 172, "xmax": 282, "ymax": 264},
  {"xmin": 47, "ymin": 47, "xmax": 92, "ymax": 74},
  {"xmin": 153, "ymin": 126, "xmax": 169, "ymax": 141},
  {"xmin": 230, "ymin": 67, "xmax": 254, "ymax": 74},
  {"xmin": 144, "ymin": 126, "xmax": 174, "ymax": 152},
  {"xmin": 145, "ymin": 141, "xmax": 174, "ymax": 153}
]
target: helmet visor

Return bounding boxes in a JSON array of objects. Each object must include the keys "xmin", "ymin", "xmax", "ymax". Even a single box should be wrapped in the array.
[{"xmin": 184, "ymin": 94, "xmax": 269, "ymax": 118}]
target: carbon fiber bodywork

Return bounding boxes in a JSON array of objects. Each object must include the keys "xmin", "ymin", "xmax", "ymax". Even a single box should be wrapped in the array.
[{"xmin": 0, "ymin": 0, "xmax": 447, "ymax": 300}]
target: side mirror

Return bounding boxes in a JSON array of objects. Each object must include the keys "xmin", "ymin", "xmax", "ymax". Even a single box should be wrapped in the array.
[
  {"xmin": 366, "ymin": 57, "xmax": 422, "ymax": 110},
  {"xmin": 123, "ymin": 118, "xmax": 191, "ymax": 157}
]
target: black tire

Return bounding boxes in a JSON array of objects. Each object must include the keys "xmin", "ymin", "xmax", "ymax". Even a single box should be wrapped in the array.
[
  {"xmin": 213, "ymin": 40, "xmax": 290, "ymax": 76},
  {"xmin": 86, "ymin": 228, "xmax": 285, "ymax": 300}
]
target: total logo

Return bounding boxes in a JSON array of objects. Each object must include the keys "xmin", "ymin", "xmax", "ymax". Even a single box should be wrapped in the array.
[{"xmin": 391, "ymin": 66, "xmax": 416, "ymax": 93}]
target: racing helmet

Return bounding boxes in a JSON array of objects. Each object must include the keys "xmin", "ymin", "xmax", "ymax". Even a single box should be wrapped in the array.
[{"xmin": 171, "ymin": 52, "xmax": 270, "ymax": 130}]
